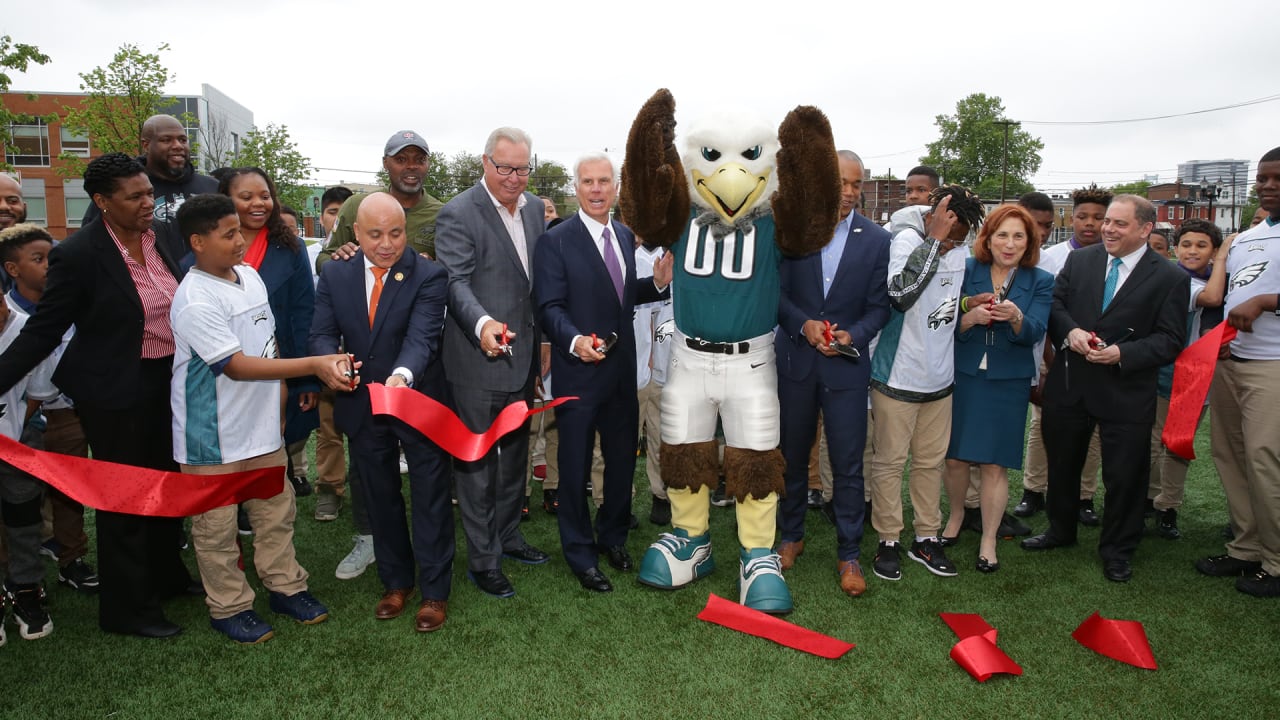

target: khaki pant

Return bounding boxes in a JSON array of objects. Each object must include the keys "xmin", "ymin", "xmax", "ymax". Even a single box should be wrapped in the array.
[
  {"xmin": 314, "ymin": 390, "xmax": 348, "ymax": 495},
  {"xmin": 41, "ymin": 408, "xmax": 90, "ymax": 565},
  {"xmin": 1149, "ymin": 396, "xmax": 1204, "ymax": 511},
  {"xmin": 638, "ymin": 382, "xmax": 667, "ymax": 500},
  {"xmin": 1023, "ymin": 403, "xmax": 1100, "ymax": 499},
  {"xmin": 1211, "ymin": 358, "xmax": 1280, "ymax": 575},
  {"xmin": 868, "ymin": 390, "xmax": 950, "ymax": 541},
  {"xmin": 527, "ymin": 407, "xmax": 560, "ymax": 493},
  {"xmin": 186, "ymin": 447, "xmax": 309, "ymax": 619}
]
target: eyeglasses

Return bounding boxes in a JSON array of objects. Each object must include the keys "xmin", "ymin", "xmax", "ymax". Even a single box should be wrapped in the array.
[{"xmin": 487, "ymin": 156, "xmax": 533, "ymax": 177}]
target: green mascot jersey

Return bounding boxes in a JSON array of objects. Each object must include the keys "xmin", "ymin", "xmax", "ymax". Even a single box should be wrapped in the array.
[{"xmin": 671, "ymin": 213, "xmax": 781, "ymax": 343}]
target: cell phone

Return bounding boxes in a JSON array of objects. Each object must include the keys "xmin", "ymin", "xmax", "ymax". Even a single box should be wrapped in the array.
[{"xmin": 596, "ymin": 332, "xmax": 619, "ymax": 356}]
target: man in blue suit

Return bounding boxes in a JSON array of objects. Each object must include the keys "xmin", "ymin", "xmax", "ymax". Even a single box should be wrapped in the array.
[
  {"xmin": 309, "ymin": 193, "xmax": 454, "ymax": 632},
  {"xmin": 774, "ymin": 150, "xmax": 891, "ymax": 597},
  {"xmin": 533, "ymin": 154, "xmax": 671, "ymax": 592}
]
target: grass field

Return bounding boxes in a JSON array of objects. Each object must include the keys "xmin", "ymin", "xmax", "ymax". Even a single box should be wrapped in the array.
[{"xmin": 5, "ymin": 422, "xmax": 1279, "ymax": 719}]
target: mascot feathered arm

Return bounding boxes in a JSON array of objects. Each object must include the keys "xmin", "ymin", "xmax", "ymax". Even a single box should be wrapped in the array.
[
  {"xmin": 771, "ymin": 106, "xmax": 840, "ymax": 257},
  {"xmin": 619, "ymin": 89, "xmax": 690, "ymax": 249}
]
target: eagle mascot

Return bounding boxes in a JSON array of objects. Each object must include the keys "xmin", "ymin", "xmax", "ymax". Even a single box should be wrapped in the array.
[{"xmin": 621, "ymin": 89, "xmax": 840, "ymax": 613}]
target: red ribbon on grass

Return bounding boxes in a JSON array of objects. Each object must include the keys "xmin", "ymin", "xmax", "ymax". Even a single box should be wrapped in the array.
[
  {"xmin": 0, "ymin": 433, "xmax": 283, "ymax": 517},
  {"xmin": 696, "ymin": 593, "xmax": 854, "ymax": 659},
  {"xmin": 1072, "ymin": 611, "xmax": 1157, "ymax": 669},
  {"xmin": 1162, "ymin": 323, "xmax": 1236, "ymax": 460},
  {"xmin": 366, "ymin": 383, "xmax": 573, "ymax": 462},
  {"xmin": 939, "ymin": 613, "xmax": 1022, "ymax": 682}
]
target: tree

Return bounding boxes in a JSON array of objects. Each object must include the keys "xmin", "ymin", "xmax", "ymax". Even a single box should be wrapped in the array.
[
  {"xmin": 448, "ymin": 151, "xmax": 483, "ymax": 197},
  {"xmin": 236, "ymin": 123, "xmax": 312, "ymax": 214},
  {"xmin": 1109, "ymin": 180, "xmax": 1151, "ymax": 197},
  {"xmin": 528, "ymin": 159, "xmax": 572, "ymax": 204},
  {"xmin": 0, "ymin": 35, "xmax": 52, "ymax": 172},
  {"xmin": 199, "ymin": 109, "xmax": 238, "ymax": 170},
  {"xmin": 920, "ymin": 93, "xmax": 1044, "ymax": 202},
  {"xmin": 59, "ymin": 43, "xmax": 185, "ymax": 175},
  {"xmin": 421, "ymin": 151, "xmax": 452, "ymax": 199}
]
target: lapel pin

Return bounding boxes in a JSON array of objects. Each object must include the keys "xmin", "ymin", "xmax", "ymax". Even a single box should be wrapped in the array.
[{"xmin": 394, "ymin": 272, "xmax": 404, "ymax": 282}]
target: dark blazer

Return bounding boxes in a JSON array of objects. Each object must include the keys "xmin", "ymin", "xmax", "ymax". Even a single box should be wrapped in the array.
[
  {"xmin": 308, "ymin": 249, "xmax": 448, "ymax": 438},
  {"xmin": 434, "ymin": 183, "xmax": 545, "ymax": 393},
  {"xmin": 1043, "ymin": 243, "xmax": 1189, "ymax": 422},
  {"xmin": 775, "ymin": 211, "xmax": 891, "ymax": 390},
  {"xmin": 0, "ymin": 219, "xmax": 182, "ymax": 409},
  {"xmin": 954, "ymin": 258, "xmax": 1054, "ymax": 381}
]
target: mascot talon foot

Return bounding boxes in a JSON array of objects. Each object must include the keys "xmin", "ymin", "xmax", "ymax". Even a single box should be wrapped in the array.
[
  {"xmin": 739, "ymin": 547, "xmax": 792, "ymax": 615},
  {"xmin": 637, "ymin": 529, "xmax": 715, "ymax": 589}
]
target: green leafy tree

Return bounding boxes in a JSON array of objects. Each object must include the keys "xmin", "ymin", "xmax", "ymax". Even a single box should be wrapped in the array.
[
  {"xmin": 0, "ymin": 35, "xmax": 52, "ymax": 172},
  {"xmin": 1239, "ymin": 185, "xmax": 1260, "ymax": 231},
  {"xmin": 236, "ymin": 123, "xmax": 313, "ymax": 214},
  {"xmin": 59, "ymin": 43, "xmax": 186, "ymax": 175},
  {"xmin": 421, "ymin": 151, "xmax": 452, "ymax": 199},
  {"xmin": 448, "ymin": 151, "xmax": 483, "ymax": 196},
  {"xmin": 1109, "ymin": 180, "xmax": 1151, "ymax": 197},
  {"xmin": 920, "ymin": 93, "xmax": 1043, "ymax": 201}
]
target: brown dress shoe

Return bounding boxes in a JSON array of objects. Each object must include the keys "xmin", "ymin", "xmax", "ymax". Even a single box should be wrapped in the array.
[
  {"xmin": 838, "ymin": 560, "xmax": 867, "ymax": 597},
  {"xmin": 415, "ymin": 599, "xmax": 447, "ymax": 632},
  {"xmin": 777, "ymin": 540, "xmax": 805, "ymax": 571},
  {"xmin": 375, "ymin": 588, "xmax": 413, "ymax": 620}
]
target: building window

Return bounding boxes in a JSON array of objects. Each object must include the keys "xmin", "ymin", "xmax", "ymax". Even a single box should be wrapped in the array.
[
  {"xmin": 7, "ymin": 120, "xmax": 51, "ymax": 166},
  {"xmin": 59, "ymin": 126, "xmax": 90, "ymax": 158},
  {"xmin": 20, "ymin": 178, "xmax": 46, "ymax": 225},
  {"xmin": 64, "ymin": 179, "xmax": 90, "ymax": 228}
]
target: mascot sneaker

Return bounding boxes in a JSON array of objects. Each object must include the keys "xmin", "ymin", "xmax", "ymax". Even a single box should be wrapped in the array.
[
  {"xmin": 637, "ymin": 529, "xmax": 715, "ymax": 589},
  {"xmin": 739, "ymin": 547, "xmax": 793, "ymax": 615}
]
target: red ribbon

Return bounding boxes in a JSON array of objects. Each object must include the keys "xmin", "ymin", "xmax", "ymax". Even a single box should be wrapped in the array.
[
  {"xmin": 0, "ymin": 434, "xmax": 284, "ymax": 518},
  {"xmin": 1162, "ymin": 323, "xmax": 1237, "ymax": 460},
  {"xmin": 939, "ymin": 613, "xmax": 1022, "ymax": 682},
  {"xmin": 696, "ymin": 593, "xmax": 854, "ymax": 659},
  {"xmin": 366, "ymin": 383, "xmax": 573, "ymax": 462},
  {"xmin": 1072, "ymin": 611, "xmax": 1157, "ymax": 670}
]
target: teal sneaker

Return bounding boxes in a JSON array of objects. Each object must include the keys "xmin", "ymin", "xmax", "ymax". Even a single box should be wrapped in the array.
[
  {"xmin": 739, "ymin": 547, "xmax": 793, "ymax": 615},
  {"xmin": 637, "ymin": 529, "xmax": 715, "ymax": 589}
]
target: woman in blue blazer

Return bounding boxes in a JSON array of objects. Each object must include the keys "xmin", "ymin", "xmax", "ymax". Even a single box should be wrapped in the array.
[{"xmin": 942, "ymin": 205, "xmax": 1053, "ymax": 572}]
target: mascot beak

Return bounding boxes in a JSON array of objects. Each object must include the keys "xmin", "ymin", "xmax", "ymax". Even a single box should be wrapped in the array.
[{"xmin": 692, "ymin": 163, "xmax": 771, "ymax": 225}]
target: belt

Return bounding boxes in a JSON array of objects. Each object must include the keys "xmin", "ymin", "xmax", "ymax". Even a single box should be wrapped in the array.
[
  {"xmin": 1228, "ymin": 354, "xmax": 1253, "ymax": 363},
  {"xmin": 685, "ymin": 337, "xmax": 751, "ymax": 355}
]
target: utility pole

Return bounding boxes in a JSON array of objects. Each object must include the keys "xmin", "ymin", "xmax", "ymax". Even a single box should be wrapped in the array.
[{"xmin": 994, "ymin": 120, "xmax": 1019, "ymax": 203}]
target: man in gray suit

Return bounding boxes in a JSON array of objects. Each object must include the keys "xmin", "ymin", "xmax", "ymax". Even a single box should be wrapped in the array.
[{"xmin": 435, "ymin": 127, "xmax": 549, "ymax": 598}]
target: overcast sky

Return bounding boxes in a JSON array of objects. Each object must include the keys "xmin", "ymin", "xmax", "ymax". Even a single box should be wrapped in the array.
[{"xmin": 9, "ymin": 0, "xmax": 1275, "ymax": 196}]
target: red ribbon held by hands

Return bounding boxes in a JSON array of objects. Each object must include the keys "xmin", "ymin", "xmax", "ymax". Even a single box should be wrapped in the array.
[
  {"xmin": 822, "ymin": 320, "xmax": 834, "ymax": 346},
  {"xmin": 1162, "ymin": 323, "xmax": 1237, "ymax": 460},
  {"xmin": 939, "ymin": 613, "xmax": 1022, "ymax": 682},
  {"xmin": 1072, "ymin": 611, "xmax": 1157, "ymax": 670},
  {"xmin": 697, "ymin": 593, "xmax": 854, "ymax": 659},
  {"xmin": 367, "ymin": 383, "xmax": 572, "ymax": 462}
]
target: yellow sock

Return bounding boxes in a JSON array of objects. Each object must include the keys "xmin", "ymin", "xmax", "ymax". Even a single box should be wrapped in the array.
[
  {"xmin": 736, "ymin": 493, "xmax": 778, "ymax": 549},
  {"xmin": 670, "ymin": 486, "xmax": 710, "ymax": 537}
]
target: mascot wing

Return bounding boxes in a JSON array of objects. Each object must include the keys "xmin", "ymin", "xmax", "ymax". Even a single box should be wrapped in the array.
[
  {"xmin": 620, "ymin": 89, "xmax": 690, "ymax": 248},
  {"xmin": 771, "ymin": 106, "xmax": 840, "ymax": 257}
]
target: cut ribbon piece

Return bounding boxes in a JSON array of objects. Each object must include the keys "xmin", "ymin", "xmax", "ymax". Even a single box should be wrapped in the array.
[
  {"xmin": 1163, "ymin": 323, "xmax": 1237, "ymax": 460},
  {"xmin": 0, "ymin": 433, "xmax": 284, "ymax": 517},
  {"xmin": 939, "ymin": 613, "xmax": 1022, "ymax": 682},
  {"xmin": 366, "ymin": 383, "xmax": 573, "ymax": 462},
  {"xmin": 696, "ymin": 593, "xmax": 854, "ymax": 659},
  {"xmin": 1072, "ymin": 611, "xmax": 1157, "ymax": 670}
]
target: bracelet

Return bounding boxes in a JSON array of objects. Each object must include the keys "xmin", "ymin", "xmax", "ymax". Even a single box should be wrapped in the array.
[{"xmin": 960, "ymin": 296, "xmax": 970, "ymax": 313}]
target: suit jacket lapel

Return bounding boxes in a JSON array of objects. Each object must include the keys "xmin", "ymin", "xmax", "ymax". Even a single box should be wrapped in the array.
[
  {"xmin": 1101, "ymin": 250, "xmax": 1158, "ymax": 318},
  {"xmin": 471, "ymin": 184, "xmax": 528, "ymax": 280},
  {"xmin": 91, "ymin": 226, "xmax": 144, "ymax": 315},
  {"xmin": 827, "ymin": 221, "xmax": 864, "ymax": 300},
  {"xmin": 369, "ymin": 252, "xmax": 415, "ymax": 339}
]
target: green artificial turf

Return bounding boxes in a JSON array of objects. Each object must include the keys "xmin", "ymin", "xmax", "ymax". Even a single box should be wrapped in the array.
[{"xmin": 4, "ymin": 421, "xmax": 1278, "ymax": 719}]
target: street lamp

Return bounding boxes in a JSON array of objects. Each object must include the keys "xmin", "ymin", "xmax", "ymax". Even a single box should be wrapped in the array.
[{"xmin": 1200, "ymin": 178, "xmax": 1224, "ymax": 226}]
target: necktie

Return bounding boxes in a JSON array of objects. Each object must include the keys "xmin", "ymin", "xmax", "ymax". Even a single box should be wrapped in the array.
[
  {"xmin": 1101, "ymin": 257, "xmax": 1122, "ymax": 311},
  {"xmin": 602, "ymin": 225, "xmax": 624, "ymax": 303},
  {"xmin": 368, "ymin": 266, "xmax": 387, "ymax": 328}
]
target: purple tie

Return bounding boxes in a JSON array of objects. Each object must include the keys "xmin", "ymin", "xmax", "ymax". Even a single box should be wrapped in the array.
[{"xmin": 602, "ymin": 225, "xmax": 623, "ymax": 303}]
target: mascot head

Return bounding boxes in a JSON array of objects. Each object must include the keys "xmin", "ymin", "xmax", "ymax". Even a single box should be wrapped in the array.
[{"xmin": 682, "ymin": 110, "xmax": 779, "ymax": 227}]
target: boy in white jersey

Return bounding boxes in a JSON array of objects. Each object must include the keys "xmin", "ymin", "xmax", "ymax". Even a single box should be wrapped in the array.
[
  {"xmin": 1197, "ymin": 148, "xmax": 1280, "ymax": 597},
  {"xmin": 172, "ymin": 195, "xmax": 354, "ymax": 643}
]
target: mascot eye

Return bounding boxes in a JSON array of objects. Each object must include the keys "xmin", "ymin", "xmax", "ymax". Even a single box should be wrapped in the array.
[
  {"xmin": 701, "ymin": 147, "xmax": 721, "ymax": 162},
  {"xmin": 741, "ymin": 146, "xmax": 762, "ymax": 161}
]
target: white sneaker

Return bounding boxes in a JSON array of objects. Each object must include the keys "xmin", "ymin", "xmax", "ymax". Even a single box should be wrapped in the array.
[{"xmin": 335, "ymin": 535, "xmax": 376, "ymax": 580}]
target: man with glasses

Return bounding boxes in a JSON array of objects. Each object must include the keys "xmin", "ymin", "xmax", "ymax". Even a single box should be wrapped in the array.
[{"xmin": 435, "ymin": 127, "xmax": 549, "ymax": 599}]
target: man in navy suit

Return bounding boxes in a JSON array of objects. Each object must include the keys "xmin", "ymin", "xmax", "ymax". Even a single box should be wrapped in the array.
[
  {"xmin": 309, "ymin": 193, "xmax": 454, "ymax": 632},
  {"xmin": 533, "ymin": 154, "xmax": 671, "ymax": 592},
  {"xmin": 774, "ymin": 150, "xmax": 891, "ymax": 597}
]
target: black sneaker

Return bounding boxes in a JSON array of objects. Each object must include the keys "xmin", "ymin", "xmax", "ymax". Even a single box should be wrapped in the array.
[
  {"xmin": 998, "ymin": 512, "xmax": 1031, "ymax": 538},
  {"xmin": 58, "ymin": 559, "xmax": 100, "ymax": 593},
  {"xmin": 290, "ymin": 475, "xmax": 313, "ymax": 497},
  {"xmin": 908, "ymin": 539, "xmax": 959, "ymax": 577},
  {"xmin": 1078, "ymin": 499, "xmax": 1100, "ymax": 527},
  {"xmin": 710, "ymin": 478, "xmax": 734, "ymax": 507},
  {"xmin": 1154, "ymin": 509, "xmax": 1181, "ymax": 540},
  {"xmin": 5, "ymin": 583, "xmax": 52, "ymax": 640},
  {"xmin": 806, "ymin": 489, "xmax": 823, "ymax": 510},
  {"xmin": 1237, "ymin": 569, "xmax": 1280, "ymax": 598},
  {"xmin": 1195, "ymin": 554, "xmax": 1262, "ymax": 577},
  {"xmin": 872, "ymin": 541, "xmax": 902, "ymax": 581},
  {"xmin": 961, "ymin": 507, "xmax": 983, "ymax": 534},
  {"xmin": 1013, "ymin": 489, "xmax": 1044, "ymax": 517},
  {"xmin": 1143, "ymin": 498, "xmax": 1156, "ymax": 519},
  {"xmin": 649, "ymin": 497, "xmax": 671, "ymax": 526},
  {"xmin": 237, "ymin": 506, "xmax": 253, "ymax": 536}
]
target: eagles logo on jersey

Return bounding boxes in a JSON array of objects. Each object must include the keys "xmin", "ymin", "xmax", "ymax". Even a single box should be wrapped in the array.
[
  {"xmin": 928, "ymin": 296, "xmax": 959, "ymax": 330},
  {"xmin": 654, "ymin": 318, "xmax": 675, "ymax": 344},
  {"xmin": 1230, "ymin": 261, "xmax": 1268, "ymax": 292},
  {"xmin": 262, "ymin": 336, "xmax": 279, "ymax": 360}
]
